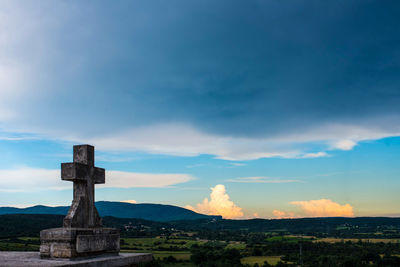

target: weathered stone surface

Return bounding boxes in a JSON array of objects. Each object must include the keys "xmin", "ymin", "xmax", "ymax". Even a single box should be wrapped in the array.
[
  {"xmin": 73, "ymin": 145, "xmax": 95, "ymax": 166},
  {"xmin": 0, "ymin": 252, "xmax": 152, "ymax": 267},
  {"xmin": 40, "ymin": 228, "xmax": 120, "ymax": 258},
  {"xmin": 61, "ymin": 145, "xmax": 104, "ymax": 228},
  {"xmin": 61, "ymin": 163, "xmax": 105, "ymax": 184}
]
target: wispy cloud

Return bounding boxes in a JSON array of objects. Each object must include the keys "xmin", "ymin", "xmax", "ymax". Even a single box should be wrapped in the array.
[
  {"xmin": 186, "ymin": 163, "xmax": 205, "ymax": 168},
  {"xmin": 300, "ymin": 152, "xmax": 329, "ymax": 158},
  {"xmin": 102, "ymin": 171, "xmax": 194, "ymax": 188},
  {"xmin": 228, "ymin": 163, "xmax": 247, "ymax": 167},
  {"xmin": 0, "ymin": 167, "xmax": 194, "ymax": 192},
  {"xmin": 82, "ymin": 123, "xmax": 399, "ymax": 161},
  {"xmin": 0, "ymin": 168, "xmax": 65, "ymax": 192},
  {"xmin": 0, "ymin": 131, "xmax": 42, "ymax": 141},
  {"xmin": 186, "ymin": 184, "xmax": 244, "ymax": 219},
  {"xmin": 227, "ymin": 176, "xmax": 300, "ymax": 184}
]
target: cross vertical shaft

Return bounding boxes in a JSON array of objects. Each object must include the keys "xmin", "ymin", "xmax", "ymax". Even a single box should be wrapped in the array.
[{"xmin": 61, "ymin": 145, "xmax": 105, "ymax": 228}]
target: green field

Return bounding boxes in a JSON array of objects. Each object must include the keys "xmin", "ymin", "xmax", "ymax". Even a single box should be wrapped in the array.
[
  {"xmin": 226, "ymin": 242, "xmax": 246, "ymax": 250},
  {"xmin": 241, "ymin": 256, "xmax": 283, "ymax": 266},
  {"xmin": 2, "ymin": 235, "xmax": 400, "ymax": 266},
  {"xmin": 265, "ymin": 235, "xmax": 312, "ymax": 242},
  {"xmin": 120, "ymin": 237, "xmax": 201, "ymax": 263},
  {"xmin": 314, "ymin": 237, "xmax": 400, "ymax": 243},
  {"xmin": 121, "ymin": 249, "xmax": 192, "ymax": 260},
  {"xmin": 121, "ymin": 237, "xmax": 206, "ymax": 250}
]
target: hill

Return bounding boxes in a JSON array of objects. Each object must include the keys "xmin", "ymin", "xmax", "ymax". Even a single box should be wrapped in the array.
[
  {"xmin": 1, "ymin": 214, "xmax": 399, "ymax": 239},
  {"xmin": 0, "ymin": 201, "xmax": 221, "ymax": 222}
]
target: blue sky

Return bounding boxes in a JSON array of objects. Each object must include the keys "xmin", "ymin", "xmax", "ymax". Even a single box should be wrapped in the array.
[{"xmin": 0, "ymin": 0, "xmax": 399, "ymax": 218}]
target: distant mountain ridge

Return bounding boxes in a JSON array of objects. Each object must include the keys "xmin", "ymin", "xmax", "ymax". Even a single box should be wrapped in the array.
[{"xmin": 0, "ymin": 201, "xmax": 222, "ymax": 222}]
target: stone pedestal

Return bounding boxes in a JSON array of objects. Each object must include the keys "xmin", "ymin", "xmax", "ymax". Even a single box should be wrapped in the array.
[{"xmin": 40, "ymin": 228, "xmax": 120, "ymax": 258}]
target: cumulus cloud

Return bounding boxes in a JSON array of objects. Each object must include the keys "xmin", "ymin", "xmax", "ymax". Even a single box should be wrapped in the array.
[
  {"xmin": 290, "ymin": 199, "xmax": 354, "ymax": 217},
  {"xmin": 0, "ymin": 168, "xmax": 193, "ymax": 192},
  {"xmin": 185, "ymin": 184, "xmax": 244, "ymax": 219},
  {"xmin": 273, "ymin": 199, "xmax": 354, "ymax": 218}
]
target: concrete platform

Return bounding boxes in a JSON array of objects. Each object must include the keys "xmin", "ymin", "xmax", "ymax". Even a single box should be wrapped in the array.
[{"xmin": 0, "ymin": 252, "xmax": 152, "ymax": 267}]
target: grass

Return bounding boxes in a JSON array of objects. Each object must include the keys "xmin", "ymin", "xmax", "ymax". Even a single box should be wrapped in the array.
[
  {"xmin": 265, "ymin": 236, "xmax": 308, "ymax": 243},
  {"xmin": 315, "ymin": 238, "xmax": 400, "ymax": 243},
  {"xmin": 241, "ymin": 256, "xmax": 282, "ymax": 266},
  {"xmin": 226, "ymin": 242, "xmax": 246, "ymax": 250},
  {"xmin": 121, "ymin": 249, "xmax": 191, "ymax": 260},
  {"xmin": 121, "ymin": 237, "xmax": 206, "ymax": 250},
  {"xmin": 152, "ymin": 251, "xmax": 191, "ymax": 260}
]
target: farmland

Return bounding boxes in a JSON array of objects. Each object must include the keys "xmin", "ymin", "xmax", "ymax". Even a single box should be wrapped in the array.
[{"xmin": 1, "ymin": 215, "xmax": 400, "ymax": 266}]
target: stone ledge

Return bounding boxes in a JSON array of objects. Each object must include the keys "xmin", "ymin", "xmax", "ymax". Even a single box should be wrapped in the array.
[{"xmin": 0, "ymin": 252, "xmax": 152, "ymax": 267}]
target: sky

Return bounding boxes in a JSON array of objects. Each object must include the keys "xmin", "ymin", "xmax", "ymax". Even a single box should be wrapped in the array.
[{"xmin": 0, "ymin": 0, "xmax": 399, "ymax": 219}]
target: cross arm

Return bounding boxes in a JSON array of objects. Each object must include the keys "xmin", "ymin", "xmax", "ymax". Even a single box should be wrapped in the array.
[
  {"xmin": 61, "ymin": 163, "xmax": 91, "ymax": 181},
  {"xmin": 94, "ymin": 167, "xmax": 105, "ymax": 184},
  {"xmin": 61, "ymin": 163, "xmax": 105, "ymax": 184}
]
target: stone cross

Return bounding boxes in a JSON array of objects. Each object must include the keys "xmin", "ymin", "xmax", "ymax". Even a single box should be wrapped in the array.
[{"xmin": 61, "ymin": 145, "xmax": 105, "ymax": 228}]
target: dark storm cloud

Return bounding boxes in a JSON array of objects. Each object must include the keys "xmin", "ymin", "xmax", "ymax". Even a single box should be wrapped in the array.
[{"xmin": 7, "ymin": 0, "xmax": 400, "ymax": 138}]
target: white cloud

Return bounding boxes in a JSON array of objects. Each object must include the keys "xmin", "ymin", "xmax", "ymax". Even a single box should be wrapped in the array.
[
  {"xmin": 272, "ymin": 210, "xmax": 285, "ymax": 219},
  {"xmin": 0, "ymin": 121, "xmax": 397, "ymax": 162},
  {"xmin": 121, "ymin": 200, "xmax": 137, "ymax": 204},
  {"xmin": 0, "ymin": 168, "xmax": 65, "ymax": 192},
  {"xmin": 290, "ymin": 199, "xmax": 354, "ymax": 217},
  {"xmin": 333, "ymin": 140, "xmax": 357, "ymax": 150},
  {"xmin": 301, "ymin": 152, "xmax": 329, "ymax": 158},
  {"xmin": 0, "ymin": 63, "xmax": 27, "ymax": 121},
  {"xmin": 227, "ymin": 176, "xmax": 299, "ymax": 183},
  {"xmin": 83, "ymin": 122, "xmax": 399, "ymax": 161},
  {"xmin": 0, "ymin": 168, "xmax": 194, "ymax": 192},
  {"xmin": 87, "ymin": 124, "xmax": 303, "ymax": 160},
  {"xmin": 185, "ymin": 184, "xmax": 244, "ymax": 219},
  {"xmin": 102, "ymin": 170, "xmax": 194, "ymax": 188},
  {"xmin": 229, "ymin": 163, "xmax": 247, "ymax": 167},
  {"xmin": 273, "ymin": 199, "xmax": 354, "ymax": 218}
]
